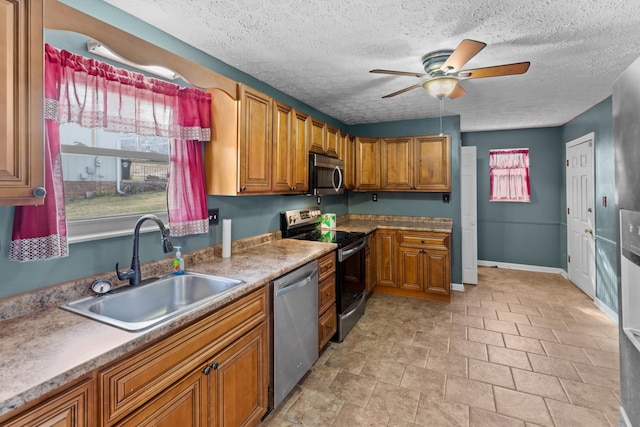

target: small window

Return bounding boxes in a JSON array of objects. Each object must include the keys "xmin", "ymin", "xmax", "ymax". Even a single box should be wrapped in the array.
[
  {"xmin": 60, "ymin": 123, "xmax": 170, "ymax": 242},
  {"xmin": 489, "ymin": 148, "xmax": 530, "ymax": 202}
]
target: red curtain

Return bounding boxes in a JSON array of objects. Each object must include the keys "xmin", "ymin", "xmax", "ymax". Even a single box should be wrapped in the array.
[{"xmin": 10, "ymin": 45, "xmax": 211, "ymax": 261}]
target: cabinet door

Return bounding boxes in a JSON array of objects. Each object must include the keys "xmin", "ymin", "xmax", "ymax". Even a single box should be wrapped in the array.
[
  {"xmin": 272, "ymin": 101, "xmax": 294, "ymax": 193},
  {"xmin": 376, "ymin": 230, "xmax": 396, "ymax": 288},
  {"xmin": 398, "ymin": 247, "xmax": 423, "ymax": 291},
  {"xmin": 325, "ymin": 125, "xmax": 340, "ymax": 158},
  {"xmin": 381, "ymin": 137, "xmax": 413, "ymax": 191},
  {"xmin": 292, "ymin": 110, "xmax": 309, "ymax": 193},
  {"xmin": 355, "ymin": 137, "xmax": 381, "ymax": 191},
  {"xmin": 319, "ymin": 303, "xmax": 337, "ymax": 351},
  {"xmin": 1, "ymin": 379, "xmax": 93, "ymax": 427},
  {"xmin": 309, "ymin": 118, "xmax": 326, "ymax": 154},
  {"xmin": 341, "ymin": 133, "xmax": 355, "ymax": 191},
  {"xmin": 0, "ymin": 0, "xmax": 45, "ymax": 206},
  {"xmin": 414, "ymin": 135, "xmax": 451, "ymax": 192},
  {"xmin": 210, "ymin": 324, "xmax": 268, "ymax": 427},
  {"xmin": 365, "ymin": 233, "xmax": 377, "ymax": 292},
  {"xmin": 118, "ymin": 370, "xmax": 207, "ymax": 427},
  {"xmin": 239, "ymin": 86, "xmax": 272, "ymax": 193},
  {"xmin": 424, "ymin": 250, "xmax": 450, "ymax": 295}
]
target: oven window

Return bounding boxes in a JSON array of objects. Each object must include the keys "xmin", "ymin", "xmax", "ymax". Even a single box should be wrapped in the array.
[{"xmin": 339, "ymin": 249, "xmax": 366, "ymax": 311}]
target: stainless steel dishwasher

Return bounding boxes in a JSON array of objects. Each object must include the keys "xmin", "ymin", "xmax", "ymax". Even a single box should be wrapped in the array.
[{"xmin": 272, "ymin": 260, "xmax": 319, "ymax": 408}]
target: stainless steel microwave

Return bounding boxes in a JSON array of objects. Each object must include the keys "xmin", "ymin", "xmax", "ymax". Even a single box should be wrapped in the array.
[{"xmin": 308, "ymin": 153, "xmax": 344, "ymax": 196}]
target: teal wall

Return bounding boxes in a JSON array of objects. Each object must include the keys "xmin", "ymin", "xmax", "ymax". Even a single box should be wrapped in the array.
[
  {"xmin": 347, "ymin": 116, "xmax": 463, "ymax": 285},
  {"xmin": 461, "ymin": 128, "xmax": 564, "ymax": 268},
  {"xmin": 561, "ymin": 97, "xmax": 617, "ymax": 313}
]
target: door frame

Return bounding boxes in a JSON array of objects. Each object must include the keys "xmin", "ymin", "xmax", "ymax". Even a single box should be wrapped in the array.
[
  {"xmin": 565, "ymin": 132, "xmax": 596, "ymax": 298},
  {"xmin": 461, "ymin": 146, "xmax": 478, "ymax": 285}
]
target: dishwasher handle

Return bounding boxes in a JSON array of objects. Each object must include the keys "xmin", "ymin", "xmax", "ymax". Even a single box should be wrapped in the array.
[{"xmin": 274, "ymin": 268, "xmax": 318, "ymax": 297}]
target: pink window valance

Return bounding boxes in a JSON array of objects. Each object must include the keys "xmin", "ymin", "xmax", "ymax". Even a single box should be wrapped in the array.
[{"xmin": 489, "ymin": 148, "xmax": 530, "ymax": 202}]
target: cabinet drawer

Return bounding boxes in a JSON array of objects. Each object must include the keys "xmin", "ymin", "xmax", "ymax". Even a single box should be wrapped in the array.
[
  {"xmin": 319, "ymin": 303, "xmax": 337, "ymax": 350},
  {"xmin": 99, "ymin": 286, "xmax": 268, "ymax": 425},
  {"xmin": 398, "ymin": 231, "xmax": 449, "ymax": 249},
  {"xmin": 318, "ymin": 251, "xmax": 336, "ymax": 282},
  {"xmin": 318, "ymin": 275, "xmax": 336, "ymax": 314}
]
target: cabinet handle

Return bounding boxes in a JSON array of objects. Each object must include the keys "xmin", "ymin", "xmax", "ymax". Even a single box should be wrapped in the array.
[
  {"xmin": 211, "ymin": 362, "xmax": 219, "ymax": 370},
  {"xmin": 203, "ymin": 365, "xmax": 211, "ymax": 375}
]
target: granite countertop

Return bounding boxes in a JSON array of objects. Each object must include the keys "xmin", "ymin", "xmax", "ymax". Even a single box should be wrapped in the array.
[
  {"xmin": 334, "ymin": 215, "xmax": 453, "ymax": 234},
  {"xmin": 0, "ymin": 239, "xmax": 336, "ymax": 418}
]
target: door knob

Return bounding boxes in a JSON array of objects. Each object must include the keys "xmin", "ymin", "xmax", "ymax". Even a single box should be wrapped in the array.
[{"xmin": 585, "ymin": 228, "xmax": 593, "ymax": 235}]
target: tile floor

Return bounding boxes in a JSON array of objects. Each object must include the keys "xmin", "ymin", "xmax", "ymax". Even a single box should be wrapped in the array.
[{"xmin": 261, "ymin": 266, "xmax": 621, "ymax": 427}]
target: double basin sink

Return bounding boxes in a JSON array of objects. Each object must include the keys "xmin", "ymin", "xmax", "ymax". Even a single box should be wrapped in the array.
[{"xmin": 61, "ymin": 272, "xmax": 245, "ymax": 331}]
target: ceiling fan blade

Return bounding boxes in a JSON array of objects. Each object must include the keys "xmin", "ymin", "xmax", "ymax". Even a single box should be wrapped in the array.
[
  {"xmin": 370, "ymin": 69, "xmax": 428, "ymax": 78},
  {"xmin": 381, "ymin": 83, "xmax": 422, "ymax": 98},
  {"xmin": 448, "ymin": 84, "xmax": 467, "ymax": 99},
  {"xmin": 458, "ymin": 62, "xmax": 531, "ymax": 79},
  {"xmin": 441, "ymin": 39, "xmax": 486, "ymax": 74}
]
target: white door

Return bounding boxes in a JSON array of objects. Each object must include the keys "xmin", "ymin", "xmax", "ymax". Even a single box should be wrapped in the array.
[
  {"xmin": 566, "ymin": 132, "xmax": 595, "ymax": 298},
  {"xmin": 461, "ymin": 146, "xmax": 478, "ymax": 284}
]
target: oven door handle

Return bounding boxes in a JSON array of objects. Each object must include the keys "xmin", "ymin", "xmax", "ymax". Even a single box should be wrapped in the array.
[
  {"xmin": 332, "ymin": 165, "xmax": 343, "ymax": 193},
  {"xmin": 339, "ymin": 238, "xmax": 367, "ymax": 262}
]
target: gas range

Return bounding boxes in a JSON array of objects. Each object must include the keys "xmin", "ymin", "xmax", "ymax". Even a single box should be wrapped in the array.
[{"xmin": 280, "ymin": 208, "xmax": 365, "ymax": 248}]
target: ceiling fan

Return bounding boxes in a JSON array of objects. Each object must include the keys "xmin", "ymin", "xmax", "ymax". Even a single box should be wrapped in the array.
[{"xmin": 370, "ymin": 39, "xmax": 530, "ymax": 100}]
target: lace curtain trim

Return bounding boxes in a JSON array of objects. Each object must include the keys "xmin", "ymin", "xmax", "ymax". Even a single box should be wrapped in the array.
[{"xmin": 9, "ymin": 235, "xmax": 69, "ymax": 262}]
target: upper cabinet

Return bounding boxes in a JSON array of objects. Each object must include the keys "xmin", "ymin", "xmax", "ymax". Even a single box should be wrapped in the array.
[
  {"xmin": 381, "ymin": 137, "xmax": 413, "ymax": 191},
  {"xmin": 325, "ymin": 125, "xmax": 340, "ymax": 158},
  {"xmin": 414, "ymin": 135, "xmax": 451, "ymax": 192},
  {"xmin": 355, "ymin": 137, "xmax": 381, "ymax": 191},
  {"xmin": 340, "ymin": 131, "xmax": 355, "ymax": 191},
  {"xmin": 0, "ymin": 0, "xmax": 45, "ymax": 206}
]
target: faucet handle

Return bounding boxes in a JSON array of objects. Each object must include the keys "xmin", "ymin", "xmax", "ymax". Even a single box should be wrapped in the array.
[{"xmin": 115, "ymin": 263, "xmax": 135, "ymax": 281}]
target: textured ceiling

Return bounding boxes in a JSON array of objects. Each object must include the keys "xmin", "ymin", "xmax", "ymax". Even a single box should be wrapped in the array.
[{"xmin": 104, "ymin": 0, "xmax": 640, "ymax": 132}]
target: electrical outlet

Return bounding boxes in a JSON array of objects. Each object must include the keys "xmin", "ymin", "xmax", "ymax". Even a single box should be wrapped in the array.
[
  {"xmin": 442, "ymin": 193, "xmax": 450, "ymax": 203},
  {"xmin": 208, "ymin": 208, "xmax": 219, "ymax": 225},
  {"xmin": 372, "ymin": 193, "xmax": 378, "ymax": 202}
]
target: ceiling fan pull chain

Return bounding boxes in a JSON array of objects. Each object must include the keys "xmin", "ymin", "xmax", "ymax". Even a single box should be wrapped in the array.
[{"xmin": 439, "ymin": 96, "xmax": 444, "ymax": 136}]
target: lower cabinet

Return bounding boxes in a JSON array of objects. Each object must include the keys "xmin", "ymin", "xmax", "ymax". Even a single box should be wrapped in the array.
[
  {"xmin": 0, "ymin": 378, "xmax": 94, "ymax": 427},
  {"xmin": 374, "ymin": 229, "xmax": 451, "ymax": 303},
  {"xmin": 317, "ymin": 251, "xmax": 337, "ymax": 351}
]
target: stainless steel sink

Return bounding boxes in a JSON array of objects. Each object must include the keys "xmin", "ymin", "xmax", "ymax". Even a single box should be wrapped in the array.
[{"xmin": 61, "ymin": 272, "xmax": 245, "ymax": 331}]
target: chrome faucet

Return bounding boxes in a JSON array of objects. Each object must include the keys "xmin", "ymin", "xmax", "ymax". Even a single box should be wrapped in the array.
[{"xmin": 116, "ymin": 214, "xmax": 174, "ymax": 286}]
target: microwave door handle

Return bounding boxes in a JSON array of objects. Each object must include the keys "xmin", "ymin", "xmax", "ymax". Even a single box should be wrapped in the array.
[{"xmin": 332, "ymin": 165, "xmax": 343, "ymax": 192}]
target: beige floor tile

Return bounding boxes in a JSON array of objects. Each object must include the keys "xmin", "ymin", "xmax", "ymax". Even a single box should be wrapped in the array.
[
  {"xmin": 367, "ymin": 381, "xmax": 420, "ymax": 423},
  {"xmin": 507, "ymin": 303, "xmax": 542, "ymax": 317},
  {"xmin": 299, "ymin": 364, "xmax": 340, "ymax": 392},
  {"xmin": 378, "ymin": 325, "xmax": 418, "ymax": 346},
  {"xmin": 469, "ymin": 407, "xmax": 525, "ymax": 427},
  {"xmin": 573, "ymin": 361, "xmax": 620, "ymax": 389},
  {"xmin": 388, "ymin": 418, "xmax": 420, "ymax": 427},
  {"xmin": 360, "ymin": 357, "xmax": 407, "ymax": 386},
  {"xmin": 469, "ymin": 358, "xmax": 515, "ymax": 388},
  {"xmin": 453, "ymin": 312, "xmax": 485, "ymax": 328},
  {"xmin": 281, "ymin": 388, "xmax": 344, "ymax": 427},
  {"xmin": 497, "ymin": 310, "xmax": 531, "ymax": 325},
  {"xmin": 481, "ymin": 299, "xmax": 511, "ymax": 311},
  {"xmin": 415, "ymin": 393, "xmax": 469, "ymax": 427},
  {"xmin": 426, "ymin": 349, "xmax": 468, "ymax": 378},
  {"xmin": 540, "ymin": 341, "xmax": 591, "ymax": 363},
  {"xmin": 546, "ymin": 397, "xmax": 610, "ymax": 426},
  {"xmin": 527, "ymin": 315, "xmax": 568, "ymax": 331},
  {"xmin": 594, "ymin": 337, "xmax": 620, "ymax": 354},
  {"xmin": 485, "ymin": 318, "xmax": 520, "ymax": 335},
  {"xmin": 450, "ymin": 338, "xmax": 489, "ymax": 361},
  {"xmin": 584, "ymin": 347, "xmax": 621, "ymax": 370},
  {"xmin": 516, "ymin": 324, "xmax": 558, "ymax": 342},
  {"xmin": 553, "ymin": 329, "xmax": 601, "ymax": 349},
  {"xmin": 432, "ymin": 321, "xmax": 467, "ymax": 339},
  {"xmin": 563, "ymin": 320, "xmax": 610, "ymax": 338},
  {"xmin": 527, "ymin": 353, "xmax": 582, "ymax": 381},
  {"xmin": 492, "ymin": 292, "xmax": 522, "ymax": 304},
  {"xmin": 445, "ymin": 376, "xmax": 495, "ymax": 411},
  {"xmin": 494, "ymin": 387, "xmax": 553, "ymax": 426},
  {"xmin": 518, "ymin": 297, "xmax": 552, "ymax": 310},
  {"xmin": 387, "ymin": 342, "xmax": 429, "ymax": 368},
  {"xmin": 260, "ymin": 415, "xmax": 297, "ymax": 426},
  {"xmin": 511, "ymin": 368, "xmax": 568, "ymax": 401},
  {"xmin": 413, "ymin": 331, "xmax": 449, "ymax": 353},
  {"xmin": 503, "ymin": 334, "xmax": 545, "ymax": 355},
  {"xmin": 468, "ymin": 326, "xmax": 505, "ymax": 347},
  {"xmin": 400, "ymin": 364, "xmax": 446, "ymax": 396},
  {"xmin": 467, "ymin": 305, "xmax": 499, "ymax": 319},
  {"xmin": 488, "ymin": 345, "xmax": 532, "ymax": 370},
  {"xmin": 333, "ymin": 402, "xmax": 390, "ymax": 427},
  {"xmin": 326, "ymin": 370, "xmax": 377, "ymax": 407},
  {"xmin": 560, "ymin": 378, "xmax": 621, "ymax": 412}
]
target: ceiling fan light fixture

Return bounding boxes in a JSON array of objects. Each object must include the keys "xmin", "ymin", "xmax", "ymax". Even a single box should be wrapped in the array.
[{"xmin": 422, "ymin": 76, "xmax": 459, "ymax": 99}]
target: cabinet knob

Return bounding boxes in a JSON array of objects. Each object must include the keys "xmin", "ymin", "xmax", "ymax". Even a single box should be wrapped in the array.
[
  {"xmin": 240, "ymin": 186, "xmax": 246, "ymax": 192},
  {"xmin": 421, "ymin": 240, "xmax": 425, "ymax": 244},
  {"xmin": 326, "ymin": 291, "xmax": 332, "ymax": 297},
  {"xmin": 32, "ymin": 187, "xmax": 46, "ymax": 197},
  {"xmin": 326, "ymin": 324, "xmax": 333, "ymax": 329},
  {"xmin": 211, "ymin": 361, "xmax": 219, "ymax": 370},
  {"xmin": 203, "ymin": 365, "xmax": 211, "ymax": 375}
]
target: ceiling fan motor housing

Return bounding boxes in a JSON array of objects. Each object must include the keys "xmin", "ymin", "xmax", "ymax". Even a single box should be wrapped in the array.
[{"xmin": 421, "ymin": 50, "xmax": 454, "ymax": 77}]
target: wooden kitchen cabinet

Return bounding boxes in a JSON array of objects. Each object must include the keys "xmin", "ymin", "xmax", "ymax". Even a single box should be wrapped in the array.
[
  {"xmin": 205, "ymin": 84, "xmax": 272, "ymax": 195},
  {"xmin": 0, "ymin": 378, "xmax": 94, "ymax": 427},
  {"xmin": 365, "ymin": 232, "xmax": 377, "ymax": 293},
  {"xmin": 376, "ymin": 229, "xmax": 396, "ymax": 288},
  {"xmin": 340, "ymin": 132, "xmax": 356, "ymax": 191},
  {"xmin": 309, "ymin": 117, "xmax": 326, "ymax": 155},
  {"xmin": 381, "ymin": 137, "xmax": 413, "ymax": 191},
  {"xmin": 0, "ymin": 0, "xmax": 45, "ymax": 206},
  {"xmin": 292, "ymin": 110, "xmax": 310, "ymax": 193},
  {"xmin": 317, "ymin": 251, "xmax": 337, "ymax": 351},
  {"xmin": 414, "ymin": 135, "xmax": 451, "ymax": 192},
  {"xmin": 325, "ymin": 125, "xmax": 340, "ymax": 158},
  {"xmin": 355, "ymin": 137, "xmax": 381, "ymax": 191},
  {"xmin": 272, "ymin": 101, "xmax": 295, "ymax": 193},
  {"xmin": 98, "ymin": 287, "xmax": 268, "ymax": 426}
]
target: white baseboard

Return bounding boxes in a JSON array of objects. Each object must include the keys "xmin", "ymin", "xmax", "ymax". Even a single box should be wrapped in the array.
[
  {"xmin": 595, "ymin": 297, "xmax": 619, "ymax": 324},
  {"xmin": 451, "ymin": 283, "xmax": 465, "ymax": 292},
  {"xmin": 478, "ymin": 260, "xmax": 565, "ymax": 275},
  {"xmin": 620, "ymin": 405, "xmax": 631, "ymax": 427}
]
